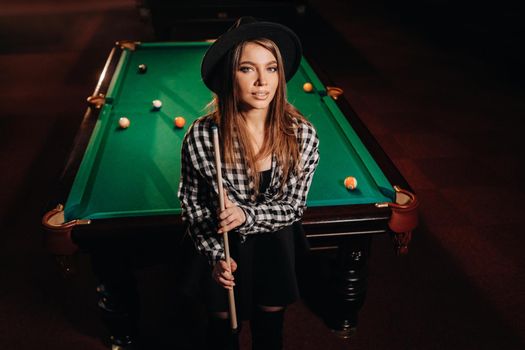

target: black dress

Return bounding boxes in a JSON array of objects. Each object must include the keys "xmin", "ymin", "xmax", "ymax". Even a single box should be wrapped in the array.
[{"xmin": 182, "ymin": 169, "xmax": 308, "ymax": 320}]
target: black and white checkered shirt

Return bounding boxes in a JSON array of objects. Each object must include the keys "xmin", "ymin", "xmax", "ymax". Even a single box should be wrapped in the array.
[{"xmin": 178, "ymin": 115, "xmax": 320, "ymax": 266}]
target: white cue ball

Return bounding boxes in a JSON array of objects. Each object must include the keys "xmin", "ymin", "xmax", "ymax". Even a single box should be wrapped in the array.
[
  {"xmin": 152, "ymin": 99, "xmax": 162, "ymax": 109},
  {"xmin": 119, "ymin": 117, "xmax": 130, "ymax": 129}
]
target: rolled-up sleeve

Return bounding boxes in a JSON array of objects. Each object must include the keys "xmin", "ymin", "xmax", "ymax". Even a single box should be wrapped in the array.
[{"xmin": 178, "ymin": 123, "xmax": 224, "ymax": 266}]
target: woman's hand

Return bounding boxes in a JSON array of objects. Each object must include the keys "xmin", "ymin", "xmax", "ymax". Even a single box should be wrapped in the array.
[
  {"xmin": 212, "ymin": 258, "xmax": 238, "ymax": 289},
  {"xmin": 218, "ymin": 192, "xmax": 246, "ymax": 233}
]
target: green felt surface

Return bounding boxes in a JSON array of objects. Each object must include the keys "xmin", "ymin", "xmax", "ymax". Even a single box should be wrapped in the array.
[{"xmin": 65, "ymin": 42, "xmax": 393, "ymax": 221}]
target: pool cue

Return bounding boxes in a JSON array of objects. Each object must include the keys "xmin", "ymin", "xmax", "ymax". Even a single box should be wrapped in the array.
[{"xmin": 211, "ymin": 125, "xmax": 239, "ymax": 332}]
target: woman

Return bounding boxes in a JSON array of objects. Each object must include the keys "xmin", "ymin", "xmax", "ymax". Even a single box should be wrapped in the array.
[{"xmin": 178, "ymin": 17, "xmax": 320, "ymax": 350}]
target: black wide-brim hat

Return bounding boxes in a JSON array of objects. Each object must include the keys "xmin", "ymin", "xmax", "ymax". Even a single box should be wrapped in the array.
[{"xmin": 201, "ymin": 16, "xmax": 302, "ymax": 94}]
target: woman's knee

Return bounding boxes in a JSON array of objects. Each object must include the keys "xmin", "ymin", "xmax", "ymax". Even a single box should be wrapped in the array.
[
  {"xmin": 210, "ymin": 311, "xmax": 229, "ymax": 320},
  {"xmin": 257, "ymin": 305, "xmax": 285, "ymax": 312}
]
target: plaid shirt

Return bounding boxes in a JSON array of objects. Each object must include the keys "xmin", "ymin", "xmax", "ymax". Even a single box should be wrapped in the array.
[{"xmin": 178, "ymin": 115, "xmax": 320, "ymax": 266}]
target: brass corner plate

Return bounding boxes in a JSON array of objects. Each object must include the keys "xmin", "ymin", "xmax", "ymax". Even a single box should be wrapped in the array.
[
  {"xmin": 86, "ymin": 94, "xmax": 106, "ymax": 109},
  {"xmin": 116, "ymin": 40, "xmax": 141, "ymax": 51},
  {"xmin": 326, "ymin": 86, "xmax": 344, "ymax": 100}
]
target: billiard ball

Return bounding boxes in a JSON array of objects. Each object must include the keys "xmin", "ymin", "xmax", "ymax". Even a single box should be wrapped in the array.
[
  {"xmin": 344, "ymin": 176, "xmax": 357, "ymax": 190},
  {"xmin": 119, "ymin": 117, "xmax": 130, "ymax": 129},
  {"xmin": 152, "ymin": 99, "xmax": 162, "ymax": 109},
  {"xmin": 174, "ymin": 116, "xmax": 186, "ymax": 128},
  {"xmin": 138, "ymin": 64, "xmax": 147, "ymax": 73},
  {"xmin": 303, "ymin": 82, "xmax": 313, "ymax": 92}
]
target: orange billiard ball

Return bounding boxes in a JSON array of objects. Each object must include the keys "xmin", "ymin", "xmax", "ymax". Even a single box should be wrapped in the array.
[
  {"xmin": 303, "ymin": 82, "xmax": 313, "ymax": 92},
  {"xmin": 174, "ymin": 116, "xmax": 186, "ymax": 128},
  {"xmin": 344, "ymin": 176, "xmax": 357, "ymax": 190}
]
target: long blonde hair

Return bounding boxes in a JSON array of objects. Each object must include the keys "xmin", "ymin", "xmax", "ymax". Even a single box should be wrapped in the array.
[{"xmin": 210, "ymin": 38, "xmax": 307, "ymax": 193}]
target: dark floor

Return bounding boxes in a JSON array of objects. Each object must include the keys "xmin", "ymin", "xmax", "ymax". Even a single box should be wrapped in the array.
[{"xmin": 1, "ymin": 0, "xmax": 525, "ymax": 349}]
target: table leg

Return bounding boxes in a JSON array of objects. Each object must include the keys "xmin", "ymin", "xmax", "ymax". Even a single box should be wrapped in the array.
[
  {"xmin": 327, "ymin": 234, "xmax": 371, "ymax": 338},
  {"xmin": 91, "ymin": 249, "xmax": 140, "ymax": 348}
]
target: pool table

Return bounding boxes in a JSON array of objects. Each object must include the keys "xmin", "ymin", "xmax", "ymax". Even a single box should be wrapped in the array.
[{"xmin": 43, "ymin": 41, "xmax": 418, "ymax": 336}]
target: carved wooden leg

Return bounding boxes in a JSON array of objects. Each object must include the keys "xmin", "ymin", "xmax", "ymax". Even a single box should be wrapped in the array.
[{"xmin": 327, "ymin": 235, "xmax": 371, "ymax": 338}]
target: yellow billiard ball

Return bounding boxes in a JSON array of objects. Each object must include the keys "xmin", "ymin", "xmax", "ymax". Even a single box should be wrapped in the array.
[
  {"xmin": 303, "ymin": 82, "xmax": 313, "ymax": 92},
  {"xmin": 344, "ymin": 176, "xmax": 357, "ymax": 190}
]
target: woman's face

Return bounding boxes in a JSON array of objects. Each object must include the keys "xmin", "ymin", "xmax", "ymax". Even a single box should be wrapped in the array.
[{"xmin": 235, "ymin": 42, "xmax": 279, "ymax": 113}]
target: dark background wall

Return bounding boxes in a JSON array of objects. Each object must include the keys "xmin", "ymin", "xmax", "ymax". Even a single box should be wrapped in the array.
[{"xmin": 378, "ymin": 0, "xmax": 525, "ymax": 84}]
